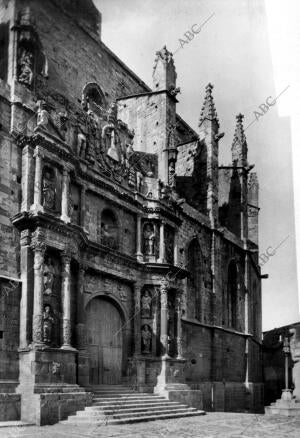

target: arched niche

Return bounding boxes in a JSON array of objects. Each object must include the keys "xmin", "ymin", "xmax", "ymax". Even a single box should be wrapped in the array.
[{"xmin": 81, "ymin": 82, "xmax": 106, "ymax": 116}]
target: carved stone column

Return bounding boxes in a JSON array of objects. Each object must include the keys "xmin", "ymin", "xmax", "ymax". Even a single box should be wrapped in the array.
[
  {"xmin": 19, "ymin": 230, "xmax": 32, "ymax": 348},
  {"xmin": 158, "ymin": 221, "xmax": 165, "ymax": 263},
  {"xmin": 31, "ymin": 229, "xmax": 46, "ymax": 346},
  {"xmin": 61, "ymin": 168, "xmax": 71, "ymax": 223},
  {"xmin": 21, "ymin": 145, "xmax": 34, "ymax": 211},
  {"xmin": 176, "ymin": 290, "xmax": 183, "ymax": 359},
  {"xmin": 61, "ymin": 252, "xmax": 73, "ymax": 349},
  {"xmin": 160, "ymin": 279, "xmax": 169, "ymax": 358},
  {"xmin": 31, "ymin": 146, "xmax": 43, "ymax": 212},
  {"xmin": 76, "ymin": 265, "xmax": 86, "ymax": 349},
  {"xmin": 174, "ymin": 230, "xmax": 179, "ymax": 266},
  {"xmin": 136, "ymin": 215, "xmax": 143, "ymax": 262},
  {"xmin": 133, "ymin": 283, "xmax": 141, "ymax": 355},
  {"xmin": 80, "ymin": 185, "xmax": 89, "ymax": 234}
]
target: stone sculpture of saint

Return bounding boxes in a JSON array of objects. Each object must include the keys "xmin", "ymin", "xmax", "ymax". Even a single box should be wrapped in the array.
[
  {"xmin": 19, "ymin": 49, "xmax": 34, "ymax": 86},
  {"xmin": 143, "ymin": 223, "xmax": 156, "ymax": 256},
  {"xmin": 141, "ymin": 324, "xmax": 152, "ymax": 354},
  {"xmin": 43, "ymin": 258, "xmax": 55, "ymax": 296},
  {"xmin": 42, "ymin": 170, "xmax": 56, "ymax": 210},
  {"xmin": 36, "ymin": 100, "xmax": 50, "ymax": 128},
  {"xmin": 43, "ymin": 305, "xmax": 54, "ymax": 344},
  {"xmin": 141, "ymin": 289, "xmax": 152, "ymax": 318},
  {"xmin": 107, "ymin": 130, "xmax": 119, "ymax": 162}
]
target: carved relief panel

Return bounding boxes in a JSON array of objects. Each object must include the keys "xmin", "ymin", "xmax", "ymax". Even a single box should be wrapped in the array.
[
  {"xmin": 84, "ymin": 273, "xmax": 131, "ymax": 307},
  {"xmin": 140, "ymin": 285, "xmax": 160, "ymax": 356},
  {"xmin": 42, "ymin": 253, "xmax": 61, "ymax": 347}
]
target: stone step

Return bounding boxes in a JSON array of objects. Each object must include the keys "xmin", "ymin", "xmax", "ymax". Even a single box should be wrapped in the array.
[
  {"xmin": 92, "ymin": 394, "xmax": 138, "ymax": 398},
  {"xmin": 92, "ymin": 387, "xmax": 138, "ymax": 391},
  {"xmin": 62, "ymin": 410, "xmax": 205, "ymax": 425},
  {"xmin": 91, "ymin": 389, "xmax": 139, "ymax": 395},
  {"xmin": 0, "ymin": 421, "xmax": 34, "ymax": 428},
  {"xmin": 92, "ymin": 398, "xmax": 167, "ymax": 406},
  {"xmin": 70, "ymin": 407, "xmax": 197, "ymax": 421},
  {"xmin": 93, "ymin": 395, "xmax": 165, "ymax": 402},
  {"xmin": 86, "ymin": 401, "xmax": 181, "ymax": 411},
  {"xmin": 79, "ymin": 404, "xmax": 191, "ymax": 415}
]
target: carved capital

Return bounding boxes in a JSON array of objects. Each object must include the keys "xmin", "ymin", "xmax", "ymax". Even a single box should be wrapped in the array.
[
  {"xmin": 33, "ymin": 146, "xmax": 44, "ymax": 159},
  {"xmin": 160, "ymin": 277, "xmax": 169, "ymax": 292},
  {"xmin": 30, "ymin": 229, "xmax": 46, "ymax": 254},
  {"xmin": 61, "ymin": 251, "xmax": 72, "ymax": 265}
]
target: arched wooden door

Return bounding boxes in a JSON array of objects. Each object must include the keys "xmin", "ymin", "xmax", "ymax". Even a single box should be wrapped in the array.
[{"xmin": 86, "ymin": 297, "xmax": 123, "ymax": 385}]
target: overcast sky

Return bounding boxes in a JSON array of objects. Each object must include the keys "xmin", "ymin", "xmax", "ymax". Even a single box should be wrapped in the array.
[{"xmin": 94, "ymin": 0, "xmax": 300, "ymax": 331}]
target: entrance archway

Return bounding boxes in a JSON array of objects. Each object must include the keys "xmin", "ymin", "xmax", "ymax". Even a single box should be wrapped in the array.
[{"xmin": 85, "ymin": 296, "xmax": 124, "ymax": 384}]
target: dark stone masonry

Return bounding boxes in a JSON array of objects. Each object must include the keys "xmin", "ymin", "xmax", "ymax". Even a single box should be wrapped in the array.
[{"xmin": 0, "ymin": 0, "xmax": 263, "ymax": 425}]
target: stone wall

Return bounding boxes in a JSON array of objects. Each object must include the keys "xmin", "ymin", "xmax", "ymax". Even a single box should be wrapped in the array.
[{"xmin": 85, "ymin": 191, "xmax": 136, "ymax": 256}]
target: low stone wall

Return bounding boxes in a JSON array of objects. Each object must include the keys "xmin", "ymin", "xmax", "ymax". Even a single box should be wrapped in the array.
[
  {"xmin": 167, "ymin": 389, "xmax": 203, "ymax": 410},
  {"xmin": 0, "ymin": 393, "xmax": 20, "ymax": 421},
  {"xmin": 191, "ymin": 381, "xmax": 264, "ymax": 413},
  {"xmin": 21, "ymin": 391, "xmax": 92, "ymax": 425}
]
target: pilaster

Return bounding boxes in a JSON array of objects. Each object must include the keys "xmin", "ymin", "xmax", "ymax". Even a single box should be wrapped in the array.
[
  {"xmin": 30, "ymin": 229, "xmax": 46, "ymax": 347},
  {"xmin": 31, "ymin": 146, "xmax": 44, "ymax": 213},
  {"xmin": 60, "ymin": 167, "xmax": 71, "ymax": 223},
  {"xmin": 61, "ymin": 251, "xmax": 74, "ymax": 350}
]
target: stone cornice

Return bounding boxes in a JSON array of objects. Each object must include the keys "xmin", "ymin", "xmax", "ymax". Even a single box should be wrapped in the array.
[{"xmin": 142, "ymin": 206, "xmax": 182, "ymax": 226}]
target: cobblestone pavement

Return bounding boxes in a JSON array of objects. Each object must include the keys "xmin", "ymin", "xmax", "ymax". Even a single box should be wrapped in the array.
[{"xmin": 1, "ymin": 413, "xmax": 300, "ymax": 438}]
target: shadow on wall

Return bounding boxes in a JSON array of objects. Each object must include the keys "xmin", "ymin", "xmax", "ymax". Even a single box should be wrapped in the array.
[
  {"xmin": 175, "ymin": 138, "xmax": 208, "ymax": 214},
  {"xmin": 219, "ymin": 165, "xmax": 242, "ymax": 236}
]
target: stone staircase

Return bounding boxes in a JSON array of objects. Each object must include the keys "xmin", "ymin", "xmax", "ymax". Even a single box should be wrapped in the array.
[{"xmin": 61, "ymin": 385, "xmax": 205, "ymax": 425}]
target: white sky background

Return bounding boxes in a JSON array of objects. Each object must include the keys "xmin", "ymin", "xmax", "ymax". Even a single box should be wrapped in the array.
[{"xmin": 95, "ymin": 0, "xmax": 300, "ymax": 331}]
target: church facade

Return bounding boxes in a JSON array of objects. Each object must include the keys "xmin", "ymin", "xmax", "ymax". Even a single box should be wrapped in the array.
[{"xmin": 0, "ymin": 0, "xmax": 263, "ymax": 425}]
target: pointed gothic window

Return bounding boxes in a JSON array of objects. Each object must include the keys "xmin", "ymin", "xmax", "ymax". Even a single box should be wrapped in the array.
[{"xmin": 227, "ymin": 260, "xmax": 238, "ymax": 329}]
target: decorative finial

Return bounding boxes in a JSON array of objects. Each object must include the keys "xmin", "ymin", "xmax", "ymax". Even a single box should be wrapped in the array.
[
  {"xmin": 153, "ymin": 46, "xmax": 174, "ymax": 70},
  {"xmin": 199, "ymin": 83, "xmax": 219, "ymax": 127},
  {"xmin": 232, "ymin": 113, "xmax": 246, "ymax": 148}
]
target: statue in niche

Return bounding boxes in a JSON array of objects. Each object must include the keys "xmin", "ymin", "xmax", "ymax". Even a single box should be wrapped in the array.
[
  {"xmin": 42, "ymin": 168, "xmax": 56, "ymax": 210},
  {"xmin": 101, "ymin": 222, "xmax": 118, "ymax": 249},
  {"xmin": 101, "ymin": 222, "xmax": 112, "ymax": 247},
  {"xmin": 86, "ymin": 108, "xmax": 98, "ymax": 162},
  {"xmin": 78, "ymin": 129, "xmax": 87, "ymax": 158},
  {"xmin": 100, "ymin": 210, "xmax": 118, "ymax": 249},
  {"xmin": 43, "ymin": 304, "xmax": 54, "ymax": 344},
  {"xmin": 143, "ymin": 223, "xmax": 156, "ymax": 256},
  {"xmin": 141, "ymin": 289, "xmax": 152, "ymax": 318},
  {"xmin": 43, "ymin": 257, "xmax": 55, "ymax": 295},
  {"xmin": 107, "ymin": 129, "xmax": 119, "ymax": 162},
  {"xmin": 141, "ymin": 324, "xmax": 152, "ymax": 354},
  {"xmin": 36, "ymin": 100, "xmax": 50, "ymax": 129},
  {"xmin": 18, "ymin": 49, "xmax": 34, "ymax": 86},
  {"xmin": 136, "ymin": 171, "xmax": 143, "ymax": 192}
]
